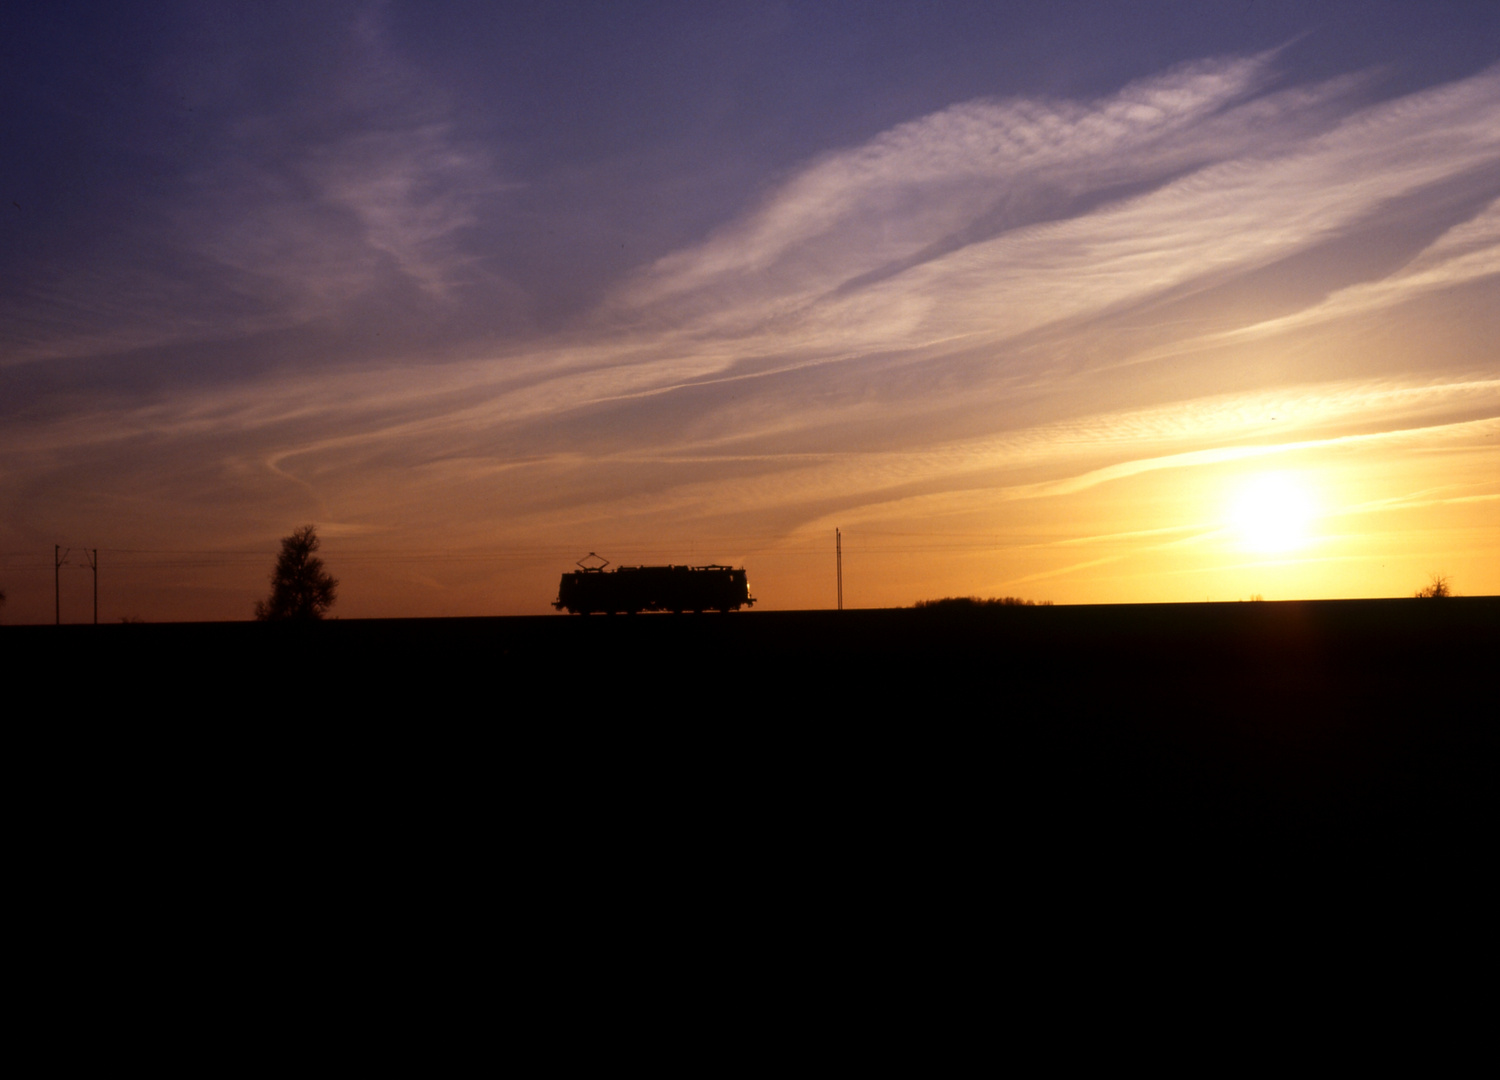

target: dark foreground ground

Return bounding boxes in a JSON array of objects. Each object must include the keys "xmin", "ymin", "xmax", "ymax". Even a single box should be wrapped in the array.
[{"xmin": 9, "ymin": 598, "xmax": 1495, "ymax": 865}]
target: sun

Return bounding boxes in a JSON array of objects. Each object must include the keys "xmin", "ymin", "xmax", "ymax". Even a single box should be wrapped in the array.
[{"xmin": 1229, "ymin": 471, "xmax": 1317, "ymax": 553}]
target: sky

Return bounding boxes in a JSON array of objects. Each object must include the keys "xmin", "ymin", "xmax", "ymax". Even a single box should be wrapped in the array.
[{"xmin": 2, "ymin": 0, "xmax": 1498, "ymax": 622}]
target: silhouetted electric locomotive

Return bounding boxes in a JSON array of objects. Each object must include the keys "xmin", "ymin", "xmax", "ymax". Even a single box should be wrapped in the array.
[{"xmin": 554, "ymin": 556, "xmax": 754, "ymax": 614}]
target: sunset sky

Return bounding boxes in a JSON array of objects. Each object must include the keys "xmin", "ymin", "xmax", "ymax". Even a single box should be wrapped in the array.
[{"xmin": 3, "ymin": 1, "xmax": 1497, "ymax": 622}]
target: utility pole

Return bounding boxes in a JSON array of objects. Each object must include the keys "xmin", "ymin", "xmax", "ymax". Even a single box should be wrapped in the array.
[
  {"xmin": 54, "ymin": 544, "xmax": 69, "ymax": 625},
  {"xmin": 85, "ymin": 548, "xmax": 98, "ymax": 624},
  {"xmin": 836, "ymin": 528, "xmax": 843, "ymax": 611}
]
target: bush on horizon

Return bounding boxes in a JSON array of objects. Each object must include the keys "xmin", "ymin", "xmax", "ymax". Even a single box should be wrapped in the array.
[
  {"xmin": 1415, "ymin": 574, "xmax": 1451, "ymax": 598},
  {"xmin": 914, "ymin": 595, "xmax": 1052, "ymax": 609}
]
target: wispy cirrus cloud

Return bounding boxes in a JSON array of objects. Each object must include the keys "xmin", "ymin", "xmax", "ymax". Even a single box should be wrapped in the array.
[
  {"xmin": 303, "ymin": 123, "xmax": 500, "ymax": 298},
  {"xmin": 610, "ymin": 58, "xmax": 1500, "ymax": 366},
  {"xmin": 0, "ymin": 8, "xmax": 511, "ymax": 369},
  {"xmin": 621, "ymin": 54, "xmax": 1285, "ymax": 310},
  {"xmin": 187, "ymin": 117, "xmax": 502, "ymax": 314},
  {"xmin": 1206, "ymin": 193, "xmax": 1500, "ymax": 347}
]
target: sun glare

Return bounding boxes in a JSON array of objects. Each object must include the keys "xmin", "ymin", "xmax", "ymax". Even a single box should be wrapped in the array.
[{"xmin": 1229, "ymin": 471, "xmax": 1317, "ymax": 553}]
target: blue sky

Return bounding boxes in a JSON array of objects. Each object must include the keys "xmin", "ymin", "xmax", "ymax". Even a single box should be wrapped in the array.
[{"xmin": 3, "ymin": 2, "xmax": 1497, "ymax": 620}]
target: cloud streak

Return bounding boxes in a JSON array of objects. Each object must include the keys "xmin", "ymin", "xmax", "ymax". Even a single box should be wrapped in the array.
[{"xmin": 0, "ymin": 9, "xmax": 511, "ymax": 368}]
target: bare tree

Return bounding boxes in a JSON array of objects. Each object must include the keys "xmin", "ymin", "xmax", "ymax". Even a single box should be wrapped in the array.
[
  {"xmin": 255, "ymin": 525, "xmax": 338, "ymax": 621},
  {"xmin": 1415, "ymin": 574, "xmax": 1451, "ymax": 598}
]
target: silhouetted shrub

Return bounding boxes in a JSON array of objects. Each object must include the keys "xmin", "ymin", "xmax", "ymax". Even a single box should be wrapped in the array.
[
  {"xmin": 1415, "ymin": 574, "xmax": 1451, "ymax": 598},
  {"xmin": 255, "ymin": 525, "xmax": 338, "ymax": 621},
  {"xmin": 914, "ymin": 595, "xmax": 1051, "ymax": 609}
]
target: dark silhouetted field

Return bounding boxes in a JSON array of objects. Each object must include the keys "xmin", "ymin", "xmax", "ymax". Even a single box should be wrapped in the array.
[{"xmin": 10, "ymin": 598, "xmax": 1495, "ymax": 864}]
